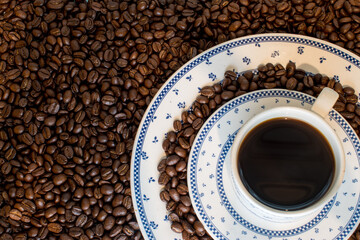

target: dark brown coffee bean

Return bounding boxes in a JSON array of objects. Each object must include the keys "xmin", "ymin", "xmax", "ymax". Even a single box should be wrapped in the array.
[
  {"xmin": 1, "ymin": 162, "xmax": 11, "ymax": 175},
  {"xmin": 221, "ymin": 91, "xmax": 234, "ymax": 100},
  {"xmin": 48, "ymin": 223, "xmax": 62, "ymax": 233},
  {"xmin": 160, "ymin": 190, "xmax": 170, "ymax": 202},
  {"xmin": 101, "ymin": 95, "xmax": 116, "ymax": 106},
  {"xmin": 38, "ymin": 68, "xmax": 51, "ymax": 80},
  {"xmin": 286, "ymin": 77, "xmax": 298, "ymax": 90},
  {"xmin": 63, "ymin": 146, "xmax": 74, "ymax": 159},
  {"xmin": 171, "ymin": 222, "xmax": 183, "ymax": 233},
  {"xmin": 158, "ymin": 172, "xmax": 170, "ymax": 185},
  {"xmin": 178, "ymin": 138, "xmax": 190, "ymax": 149},
  {"xmin": 56, "ymin": 154, "xmax": 67, "ymax": 164},
  {"xmin": 21, "ymin": 199, "xmax": 36, "ymax": 214},
  {"xmin": 5, "ymin": 148, "xmax": 16, "ymax": 160},
  {"xmin": 100, "ymin": 185, "xmax": 114, "ymax": 195},
  {"xmin": 113, "ymin": 206, "xmax": 127, "ymax": 217},
  {"xmin": 21, "ymin": 133, "xmax": 33, "ymax": 145},
  {"xmin": 7, "ymin": 69, "xmax": 21, "ymax": 80},
  {"xmin": 0, "ymin": 104, "xmax": 11, "ymax": 118},
  {"xmin": 344, "ymin": 86, "xmax": 355, "ymax": 95},
  {"xmin": 173, "ymin": 120, "xmax": 182, "ymax": 132},
  {"xmin": 53, "ymin": 174, "xmax": 67, "ymax": 185},
  {"xmin": 182, "ymin": 220, "xmax": 195, "ymax": 234},
  {"xmin": 176, "ymin": 161, "xmax": 187, "ymax": 172},
  {"xmin": 23, "ymin": 110, "xmax": 33, "ymax": 123},
  {"xmin": 166, "ymin": 166, "xmax": 177, "ymax": 177},
  {"xmin": 192, "ymin": 118, "xmax": 203, "ymax": 130},
  {"xmin": 177, "ymin": 184, "xmax": 188, "ymax": 195},
  {"xmin": 9, "ymin": 209, "xmax": 22, "ymax": 221},
  {"xmin": 47, "ymin": 0, "xmax": 65, "ymax": 9},
  {"xmin": 166, "ymin": 155, "xmax": 180, "ymax": 166},
  {"xmin": 200, "ymin": 86, "xmax": 215, "ymax": 97},
  {"xmin": 286, "ymin": 61, "xmax": 296, "ymax": 77},
  {"xmin": 67, "ymin": 227, "xmax": 81, "ymax": 238},
  {"xmin": 343, "ymin": 112, "xmax": 356, "ymax": 119},
  {"xmin": 194, "ymin": 221, "xmax": 206, "ymax": 236},
  {"xmin": 0, "ymin": 233, "xmax": 13, "ymax": 240},
  {"xmin": 169, "ymin": 189, "xmax": 180, "ymax": 202},
  {"xmin": 47, "ymin": 102, "xmax": 60, "ymax": 114},
  {"xmin": 174, "ymin": 146, "xmax": 187, "ymax": 158},
  {"xmin": 347, "ymin": 95, "xmax": 358, "ymax": 104}
]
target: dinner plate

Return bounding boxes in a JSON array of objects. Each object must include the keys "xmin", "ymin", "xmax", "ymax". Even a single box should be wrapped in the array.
[
  {"xmin": 130, "ymin": 33, "xmax": 360, "ymax": 240},
  {"xmin": 188, "ymin": 89, "xmax": 360, "ymax": 240}
]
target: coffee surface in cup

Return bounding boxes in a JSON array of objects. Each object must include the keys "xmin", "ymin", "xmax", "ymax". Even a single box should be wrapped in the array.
[{"xmin": 238, "ymin": 117, "xmax": 335, "ymax": 211}]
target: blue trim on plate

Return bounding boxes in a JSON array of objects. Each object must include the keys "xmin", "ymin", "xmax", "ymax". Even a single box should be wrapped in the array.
[{"xmin": 133, "ymin": 35, "xmax": 360, "ymax": 239}]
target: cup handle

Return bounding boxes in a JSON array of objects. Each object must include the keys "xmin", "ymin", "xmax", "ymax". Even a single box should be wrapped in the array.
[{"xmin": 310, "ymin": 87, "xmax": 339, "ymax": 118}]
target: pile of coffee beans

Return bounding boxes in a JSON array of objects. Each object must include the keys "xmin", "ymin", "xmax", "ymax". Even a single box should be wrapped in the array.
[
  {"xmin": 0, "ymin": 0, "xmax": 360, "ymax": 239},
  {"xmin": 159, "ymin": 61, "xmax": 360, "ymax": 239}
]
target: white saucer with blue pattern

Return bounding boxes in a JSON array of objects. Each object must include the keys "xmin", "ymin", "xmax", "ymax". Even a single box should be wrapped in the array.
[
  {"xmin": 130, "ymin": 33, "xmax": 360, "ymax": 240},
  {"xmin": 188, "ymin": 89, "xmax": 360, "ymax": 240}
]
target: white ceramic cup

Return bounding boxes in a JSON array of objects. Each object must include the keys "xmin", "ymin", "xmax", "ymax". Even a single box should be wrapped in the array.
[{"xmin": 230, "ymin": 87, "xmax": 345, "ymax": 222}]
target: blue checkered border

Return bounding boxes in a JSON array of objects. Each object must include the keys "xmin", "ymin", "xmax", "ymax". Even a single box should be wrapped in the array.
[
  {"xmin": 133, "ymin": 35, "xmax": 360, "ymax": 239},
  {"xmin": 190, "ymin": 90, "xmax": 360, "ymax": 238}
]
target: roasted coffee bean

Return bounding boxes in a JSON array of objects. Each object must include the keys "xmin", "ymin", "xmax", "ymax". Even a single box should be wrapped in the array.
[
  {"xmin": 171, "ymin": 222, "xmax": 183, "ymax": 233},
  {"xmin": 178, "ymin": 138, "xmax": 190, "ymax": 149},
  {"xmin": 182, "ymin": 220, "xmax": 195, "ymax": 234},
  {"xmin": 344, "ymin": 86, "xmax": 355, "ymax": 96},
  {"xmin": 7, "ymin": 69, "xmax": 21, "ymax": 80},
  {"xmin": 9, "ymin": 209, "xmax": 22, "ymax": 221},
  {"xmin": 192, "ymin": 118, "xmax": 203, "ymax": 131},
  {"xmin": 200, "ymin": 86, "xmax": 215, "ymax": 98},
  {"xmin": 69, "ymin": 227, "xmax": 82, "ymax": 237},
  {"xmin": 166, "ymin": 155, "xmax": 180, "ymax": 166},
  {"xmin": 286, "ymin": 77, "xmax": 298, "ymax": 90},
  {"xmin": 160, "ymin": 190, "xmax": 170, "ymax": 202},
  {"xmin": 173, "ymin": 120, "xmax": 182, "ymax": 132},
  {"xmin": 48, "ymin": 223, "xmax": 62, "ymax": 233},
  {"xmin": 174, "ymin": 146, "xmax": 187, "ymax": 158},
  {"xmin": 1, "ymin": 162, "xmax": 11, "ymax": 175},
  {"xmin": 5, "ymin": 148, "xmax": 16, "ymax": 160},
  {"xmin": 53, "ymin": 174, "xmax": 67, "ymax": 185},
  {"xmin": 169, "ymin": 189, "xmax": 180, "ymax": 202},
  {"xmin": 21, "ymin": 199, "xmax": 35, "ymax": 212},
  {"xmin": 101, "ymin": 95, "xmax": 116, "ymax": 106},
  {"xmin": 158, "ymin": 172, "xmax": 170, "ymax": 185}
]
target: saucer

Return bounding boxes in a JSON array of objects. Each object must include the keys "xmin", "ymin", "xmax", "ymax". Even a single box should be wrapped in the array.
[
  {"xmin": 130, "ymin": 33, "xmax": 360, "ymax": 240},
  {"xmin": 188, "ymin": 89, "xmax": 360, "ymax": 239}
]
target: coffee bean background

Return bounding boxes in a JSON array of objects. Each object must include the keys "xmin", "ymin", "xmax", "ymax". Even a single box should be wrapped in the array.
[{"xmin": 0, "ymin": 0, "xmax": 360, "ymax": 239}]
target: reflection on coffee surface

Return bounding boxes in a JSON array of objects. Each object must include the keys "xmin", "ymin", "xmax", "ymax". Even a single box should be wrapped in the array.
[{"xmin": 238, "ymin": 118, "xmax": 335, "ymax": 211}]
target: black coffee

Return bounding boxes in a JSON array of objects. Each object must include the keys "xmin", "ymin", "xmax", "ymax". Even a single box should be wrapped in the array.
[{"xmin": 237, "ymin": 117, "xmax": 335, "ymax": 211}]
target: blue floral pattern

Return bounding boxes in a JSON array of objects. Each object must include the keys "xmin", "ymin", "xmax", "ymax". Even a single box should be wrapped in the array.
[
  {"xmin": 298, "ymin": 46, "xmax": 305, "ymax": 54},
  {"xmin": 209, "ymin": 72, "xmax": 217, "ymax": 81},
  {"xmin": 242, "ymin": 57, "xmax": 251, "ymax": 65},
  {"xmin": 271, "ymin": 50, "xmax": 279, "ymax": 58}
]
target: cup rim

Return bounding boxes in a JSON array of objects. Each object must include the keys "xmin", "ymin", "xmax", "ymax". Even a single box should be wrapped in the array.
[{"xmin": 230, "ymin": 106, "xmax": 345, "ymax": 217}]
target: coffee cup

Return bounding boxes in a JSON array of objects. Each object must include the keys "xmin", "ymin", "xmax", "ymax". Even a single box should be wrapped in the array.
[{"xmin": 230, "ymin": 87, "xmax": 345, "ymax": 222}]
